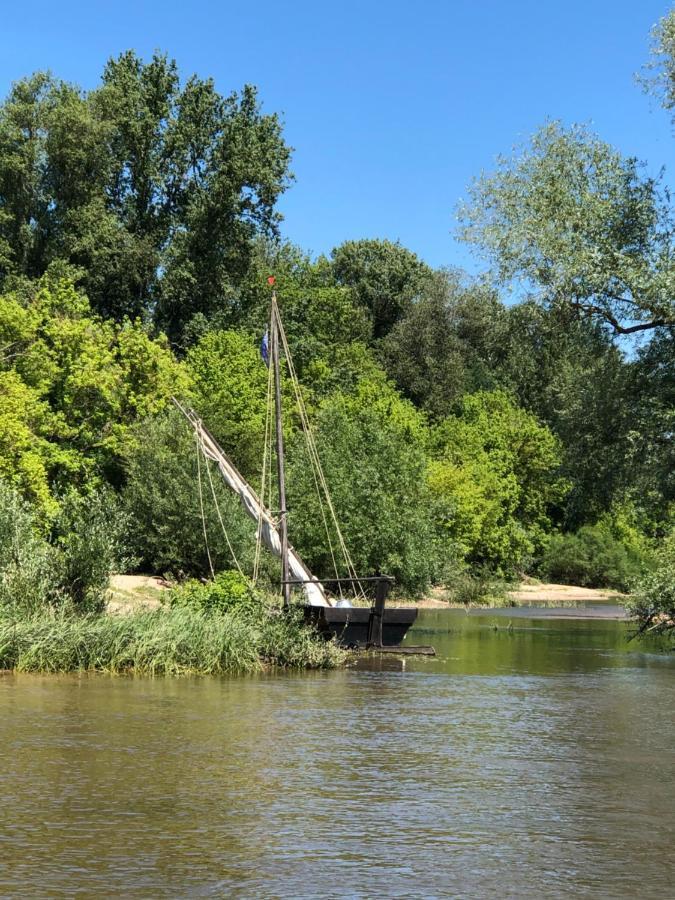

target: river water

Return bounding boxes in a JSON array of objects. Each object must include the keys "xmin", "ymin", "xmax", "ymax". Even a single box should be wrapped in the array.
[{"xmin": 1, "ymin": 610, "xmax": 673, "ymax": 898}]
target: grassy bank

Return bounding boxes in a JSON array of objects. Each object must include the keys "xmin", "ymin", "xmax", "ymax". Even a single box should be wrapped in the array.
[{"xmin": 0, "ymin": 605, "xmax": 345, "ymax": 676}]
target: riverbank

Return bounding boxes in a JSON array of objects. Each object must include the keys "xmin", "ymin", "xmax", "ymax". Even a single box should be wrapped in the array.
[
  {"xmin": 0, "ymin": 601, "xmax": 344, "ymax": 675},
  {"xmin": 106, "ymin": 574, "xmax": 629, "ymax": 618}
]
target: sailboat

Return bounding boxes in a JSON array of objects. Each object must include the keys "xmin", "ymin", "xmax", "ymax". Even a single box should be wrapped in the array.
[{"xmin": 174, "ymin": 287, "xmax": 419, "ymax": 649}]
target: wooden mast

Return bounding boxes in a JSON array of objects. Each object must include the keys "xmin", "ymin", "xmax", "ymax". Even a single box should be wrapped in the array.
[{"xmin": 271, "ymin": 292, "xmax": 291, "ymax": 608}]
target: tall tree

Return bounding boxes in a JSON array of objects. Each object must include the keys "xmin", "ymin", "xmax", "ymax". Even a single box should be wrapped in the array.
[
  {"xmin": 0, "ymin": 53, "xmax": 292, "ymax": 333},
  {"xmin": 331, "ymin": 239, "xmax": 431, "ymax": 339},
  {"xmin": 458, "ymin": 122, "xmax": 675, "ymax": 335},
  {"xmin": 381, "ymin": 269, "xmax": 502, "ymax": 418}
]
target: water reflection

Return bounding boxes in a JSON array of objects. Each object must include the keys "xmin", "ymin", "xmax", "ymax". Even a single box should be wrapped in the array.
[{"xmin": 1, "ymin": 611, "xmax": 673, "ymax": 898}]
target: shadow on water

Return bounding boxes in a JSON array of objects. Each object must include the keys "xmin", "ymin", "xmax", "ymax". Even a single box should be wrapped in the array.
[{"xmin": 0, "ymin": 609, "xmax": 673, "ymax": 898}]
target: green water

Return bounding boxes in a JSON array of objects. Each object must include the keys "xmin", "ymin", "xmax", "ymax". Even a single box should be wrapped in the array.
[{"xmin": 1, "ymin": 610, "xmax": 673, "ymax": 898}]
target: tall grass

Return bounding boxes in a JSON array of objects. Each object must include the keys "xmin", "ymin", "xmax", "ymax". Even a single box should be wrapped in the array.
[{"xmin": 0, "ymin": 605, "xmax": 344, "ymax": 675}]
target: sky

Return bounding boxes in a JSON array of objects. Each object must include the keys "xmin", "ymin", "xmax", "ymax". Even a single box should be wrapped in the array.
[{"xmin": 1, "ymin": 0, "xmax": 673, "ymax": 273}]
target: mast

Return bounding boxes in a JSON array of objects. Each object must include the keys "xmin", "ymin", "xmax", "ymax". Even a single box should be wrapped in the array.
[{"xmin": 271, "ymin": 292, "xmax": 291, "ymax": 608}]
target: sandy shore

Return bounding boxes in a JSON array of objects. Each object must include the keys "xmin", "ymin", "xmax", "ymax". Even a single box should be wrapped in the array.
[{"xmin": 106, "ymin": 575, "xmax": 629, "ymax": 620}]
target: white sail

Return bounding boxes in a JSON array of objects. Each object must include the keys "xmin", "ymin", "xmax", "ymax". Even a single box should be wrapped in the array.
[{"xmin": 176, "ymin": 402, "xmax": 330, "ymax": 607}]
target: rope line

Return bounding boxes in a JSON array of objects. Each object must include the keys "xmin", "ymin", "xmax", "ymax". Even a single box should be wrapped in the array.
[
  {"xmin": 274, "ymin": 303, "xmax": 366, "ymax": 601},
  {"xmin": 199, "ymin": 422, "xmax": 246, "ymax": 579},
  {"xmin": 195, "ymin": 431, "xmax": 215, "ymax": 579}
]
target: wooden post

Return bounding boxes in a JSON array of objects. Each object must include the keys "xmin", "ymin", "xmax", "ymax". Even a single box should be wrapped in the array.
[
  {"xmin": 368, "ymin": 577, "xmax": 390, "ymax": 647},
  {"xmin": 271, "ymin": 294, "xmax": 290, "ymax": 608}
]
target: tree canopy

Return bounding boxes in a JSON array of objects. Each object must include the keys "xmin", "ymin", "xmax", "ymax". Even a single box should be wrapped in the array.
[
  {"xmin": 0, "ymin": 52, "xmax": 291, "ymax": 338},
  {"xmin": 458, "ymin": 122, "xmax": 675, "ymax": 335}
]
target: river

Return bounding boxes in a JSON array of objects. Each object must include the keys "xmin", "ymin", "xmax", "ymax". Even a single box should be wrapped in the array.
[{"xmin": 1, "ymin": 610, "xmax": 673, "ymax": 898}]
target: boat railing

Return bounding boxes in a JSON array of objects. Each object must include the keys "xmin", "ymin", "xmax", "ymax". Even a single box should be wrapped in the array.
[{"xmin": 283, "ymin": 575, "xmax": 394, "ymax": 646}]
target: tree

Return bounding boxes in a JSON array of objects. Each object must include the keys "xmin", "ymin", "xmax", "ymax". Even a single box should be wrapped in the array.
[
  {"xmin": 494, "ymin": 300, "xmax": 635, "ymax": 527},
  {"xmin": 0, "ymin": 53, "xmax": 292, "ymax": 332},
  {"xmin": 429, "ymin": 391, "xmax": 568, "ymax": 573},
  {"xmin": 0, "ymin": 275, "xmax": 184, "ymax": 508},
  {"xmin": 331, "ymin": 239, "xmax": 432, "ymax": 339},
  {"xmin": 458, "ymin": 122, "xmax": 675, "ymax": 335},
  {"xmin": 186, "ymin": 329, "xmax": 272, "ymax": 480},
  {"xmin": 381, "ymin": 269, "xmax": 503, "ymax": 418},
  {"xmin": 287, "ymin": 379, "xmax": 438, "ymax": 593},
  {"xmin": 121, "ymin": 410, "xmax": 256, "ymax": 577},
  {"xmin": 641, "ymin": 9, "xmax": 675, "ymax": 122}
]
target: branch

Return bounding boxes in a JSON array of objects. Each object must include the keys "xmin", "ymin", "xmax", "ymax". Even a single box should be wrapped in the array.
[{"xmin": 570, "ymin": 300, "xmax": 673, "ymax": 334}]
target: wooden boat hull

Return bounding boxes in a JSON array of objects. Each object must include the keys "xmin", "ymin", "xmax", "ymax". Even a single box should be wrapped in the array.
[{"xmin": 304, "ymin": 606, "xmax": 418, "ymax": 648}]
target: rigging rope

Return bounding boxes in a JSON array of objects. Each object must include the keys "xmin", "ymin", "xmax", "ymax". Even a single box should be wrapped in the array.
[
  {"xmin": 196, "ymin": 431, "xmax": 215, "ymax": 579},
  {"xmin": 253, "ymin": 333, "xmax": 275, "ymax": 585},
  {"xmin": 274, "ymin": 302, "xmax": 367, "ymax": 601},
  {"xmin": 199, "ymin": 422, "xmax": 247, "ymax": 580}
]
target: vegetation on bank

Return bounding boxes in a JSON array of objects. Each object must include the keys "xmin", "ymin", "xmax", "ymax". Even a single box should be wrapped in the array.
[
  {"xmin": 0, "ymin": 604, "xmax": 344, "ymax": 675},
  {"xmin": 1, "ymin": 13, "xmax": 674, "ymax": 649}
]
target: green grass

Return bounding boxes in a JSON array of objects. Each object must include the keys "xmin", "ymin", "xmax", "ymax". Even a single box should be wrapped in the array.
[{"xmin": 0, "ymin": 605, "xmax": 345, "ymax": 675}]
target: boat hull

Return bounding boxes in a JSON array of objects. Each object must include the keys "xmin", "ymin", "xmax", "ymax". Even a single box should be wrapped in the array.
[{"xmin": 304, "ymin": 606, "xmax": 418, "ymax": 648}]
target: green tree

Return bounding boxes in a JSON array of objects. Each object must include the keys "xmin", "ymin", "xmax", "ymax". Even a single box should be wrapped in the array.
[
  {"xmin": 641, "ymin": 9, "xmax": 675, "ymax": 122},
  {"xmin": 186, "ymin": 329, "xmax": 272, "ymax": 480},
  {"xmin": 287, "ymin": 379, "xmax": 438, "ymax": 594},
  {"xmin": 494, "ymin": 300, "xmax": 635, "ymax": 527},
  {"xmin": 0, "ymin": 53, "xmax": 292, "ymax": 332},
  {"xmin": 458, "ymin": 122, "xmax": 675, "ymax": 335},
  {"xmin": 430, "ymin": 391, "xmax": 567, "ymax": 573},
  {"xmin": 0, "ymin": 276, "xmax": 184, "ymax": 507},
  {"xmin": 331, "ymin": 239, "xmax": 432, "ymax": 339},
  {"xmin": 381, "ymin": 269, "xmax": 503, "ymax": 418},
  {"xmin": 121, "ymin": 410, "xmax": 255, "ymax": 577}
]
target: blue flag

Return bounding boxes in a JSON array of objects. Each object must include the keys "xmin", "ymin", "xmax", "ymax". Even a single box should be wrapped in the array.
[{"xmin": 260, "ymin": 328, "xmax": 270, "ymax": 367}]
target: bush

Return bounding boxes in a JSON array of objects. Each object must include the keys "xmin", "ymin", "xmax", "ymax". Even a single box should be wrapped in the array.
[
  {"xmin": 0, "ymin": 481, "xmax": 128, "ymax": 614},
  {"xmin": 168, "ymin": 571, "xmax": 259, "ymax": 617},
  {"xmin": 121, "ymin": 410, "xmax": 256, "ymax": 578},
  {"xmin": 50, "ymin": 489, "xmax": 131, "ymax": 613},
  {"xmin": 445, "ymin": 568, "xmax": 512, "ymax": 606},
  {"xmin": 0, "ymin": 482, "xmax": 55, "ymax": 613},
  {"xmin": 627, "ymin": 533, "xmax": 675, "ymax": 640},
  {"xmin": 539, "ymin": 525, "xmax": 645, "ymax": 591}
]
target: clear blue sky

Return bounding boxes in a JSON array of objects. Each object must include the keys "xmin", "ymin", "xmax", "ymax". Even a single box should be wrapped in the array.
[{"xmin": 1, "ymin": 0, "xmax": 672, "ymax": 272}]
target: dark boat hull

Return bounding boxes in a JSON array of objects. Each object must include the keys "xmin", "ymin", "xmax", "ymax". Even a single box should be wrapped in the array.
[{"xmin": 304, "ymin": 605, "xmax": 417, "ymax": 648}]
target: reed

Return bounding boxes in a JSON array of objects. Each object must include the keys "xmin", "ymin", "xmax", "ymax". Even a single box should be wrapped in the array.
[{"xmin": 0, "ymin": 605, "xmax": 345, "ymax": 675}]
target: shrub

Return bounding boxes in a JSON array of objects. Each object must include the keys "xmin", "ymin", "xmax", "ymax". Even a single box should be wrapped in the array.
[
  {"xmin": 627, "ymin": 533, "xmax": 675, "ymax": 640},
  {"xmin": 168, "ymin": 571, "xmax": 259, "ymax": 617},
  {"xmin": 445, "ymin": 568, "xmax": 511, "ymax": 606},
  {"xmin": 539, "ymin": 525, "xmax": 645, "ymax": 591},
  {"xmin": 50, "ymin": 489, "xmax": 131, "ymax": 613},
  {"xmin": 121, "ymin": 410, "xmax": 256, "ymax": 578},
  {"xmin": 0, "ymin": 482, "xmax": 55, "ymax": 613}
]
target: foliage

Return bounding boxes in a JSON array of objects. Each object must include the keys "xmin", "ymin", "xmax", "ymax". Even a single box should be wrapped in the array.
[
  {"xmin": 430, "ymin": 391, "xmax": 567, "ymax": 574},
  {"xmin": 444, "ymin": 568, "xmax": 512, "ymax": 606},
  {"xmin": 186, "ymin": 329, "xmax": 274, "ymax": 479},
  {"xmin": 539, "ymin": 525, "xmax": 646, "ymax": 591},
  {"xmin": 332, "ymin": 239, "xmax": 432, "ymax": 339},
  {"xmin": 0, "ymin": 53, "xmax": 291, "ymax": 334},
  {"xmin": 121, "ymin": 410, "xmax": 256, "ymax": 578},
  {"xmin": 458, "ymin": 122, "xmax": 675, "ymax": 335},
  {"xmin": 0, "ymin": 480, "xmax": 127, "ymax": 614},
  {"xmin": 168, "ymin": 571, "xmax": 259, "ymax": 617},
  {"xmin": 381, "ymin": 269, "xmax": 502, "ymax": 418},
  {"xmin": 641, "ymin": 9, "xmax": 675, "ymax": 119},
  {"xmin": 0, "ymin": 276, "xmax": 184, "ymax": 510},
  {"xmin": 0, "ymin": 481, "xmax": 55, "ymax": 613},
  {"xmin": 287, "ymin": 378, "xmax": 439, "ymax": 594},
  {"xmin": 0, "ymin": 603, "xmax": 344, "ymax": 675},
  {"xmin": 50, "ymin": 489, "xmax": 131, "ymax": 613},
  {"xmin": 626, "ymin": 532, "xmax": 675, "ymax": 641}
]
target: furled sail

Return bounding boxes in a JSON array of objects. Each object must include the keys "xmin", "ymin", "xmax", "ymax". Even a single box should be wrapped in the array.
[{"xmin": 174, "ymin": 401, "xmax": 330, "ymax": 607}]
